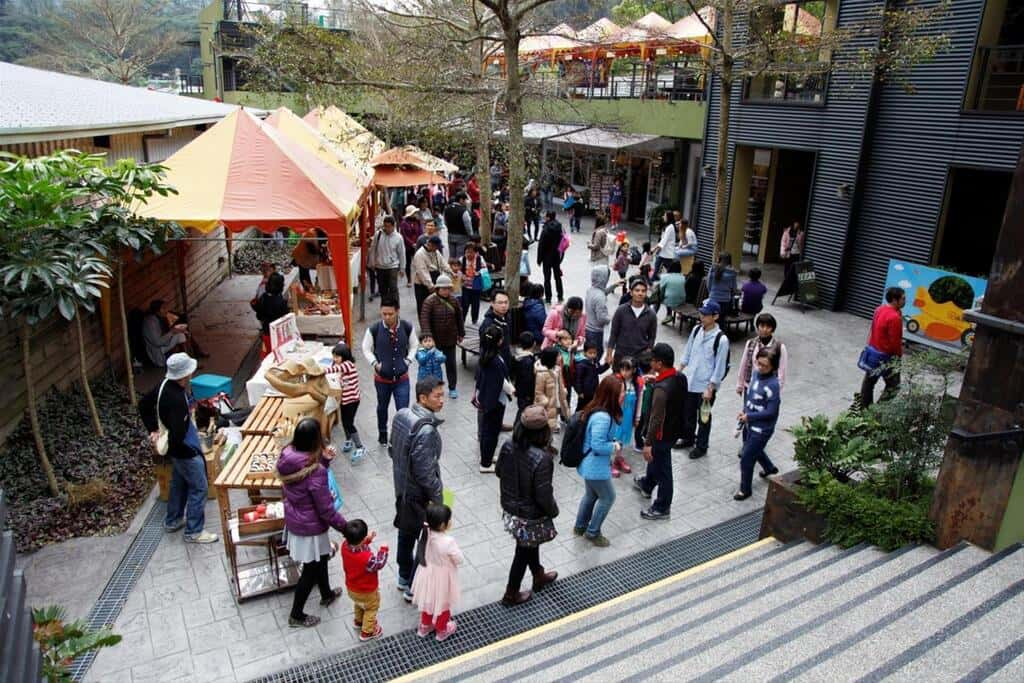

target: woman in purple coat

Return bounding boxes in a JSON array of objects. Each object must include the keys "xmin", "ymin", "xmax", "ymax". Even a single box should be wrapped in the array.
[{"xmin": 275, "ymin": 418, "xmax": 348, "ymax": 627}]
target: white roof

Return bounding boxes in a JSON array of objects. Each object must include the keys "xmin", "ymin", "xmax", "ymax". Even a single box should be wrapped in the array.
[
  {"xmin": 0, "ymin": 62, "xmax": 248, "ymax": 144},
  {"xmin": 495, "ymin": 123, "xmax": 590, "ymax": 144},
  {"xmin": 548, "ymin": 128, "xmax": 672, "ymax": 152}
]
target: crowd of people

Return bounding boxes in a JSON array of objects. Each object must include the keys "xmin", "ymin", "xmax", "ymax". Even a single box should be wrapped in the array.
[{"xmin": 140, "ymin": 157, "xmax": 915, "ymax": 647}]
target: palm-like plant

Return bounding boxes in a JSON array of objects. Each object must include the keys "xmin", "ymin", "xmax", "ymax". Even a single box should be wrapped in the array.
[{"xmin": 32, "ymin": 605, "xmax": 122, "ymax": 682}]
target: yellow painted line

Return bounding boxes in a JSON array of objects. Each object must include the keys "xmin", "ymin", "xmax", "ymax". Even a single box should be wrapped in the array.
[{"xmin": 390, "ymin": 537, "xmax": 778, "ymax": 683}]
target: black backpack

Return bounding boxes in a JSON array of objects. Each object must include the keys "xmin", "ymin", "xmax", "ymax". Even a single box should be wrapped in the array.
[
  {"xmin": 559, "ymin": 411, "xmax": 590, "ymax": 468},
  {"xmin": 687, "ymin": 326, "xmax": 731, "ymax": 379},
  {"xmin": 629, "ymin": 245, "xmax": 642, "ymax": 265}
]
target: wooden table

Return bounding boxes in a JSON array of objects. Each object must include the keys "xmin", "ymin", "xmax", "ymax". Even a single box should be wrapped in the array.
[
  {"xmin": 213, "ymin": 433, "xmax": 299, "ymax": 602},
  {"xmin": 240, "ymin": 396, "xmax": 284, "ymax": 436}
]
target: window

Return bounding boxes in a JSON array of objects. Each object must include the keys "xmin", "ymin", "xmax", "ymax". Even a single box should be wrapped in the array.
[
  {"xmin": 965, "ymin": 1, "xmax": 1024, "ymax": 112},
  {"xmin": 92, "ymin": 135, "xmax": 111, "ymax": 149},
  {"xmin": 744, "ymin": 1, "xmax": 837, "ymax": 104}
]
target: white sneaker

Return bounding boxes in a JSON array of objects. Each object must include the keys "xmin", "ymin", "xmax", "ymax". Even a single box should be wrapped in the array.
[
  {"xmin": 184, "ymin": 531, "xmax": 219, "ymax": 544},
  {"xmin": 479, "ymin": 464, "xmax": 496, "ymax": 474}
]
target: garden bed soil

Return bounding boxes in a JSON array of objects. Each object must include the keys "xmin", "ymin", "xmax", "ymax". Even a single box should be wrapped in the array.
[
  {"xmin": 0, "ymin": 377, "xmax": 154, "ymax": 553},
  {"xmin": 759, "ymin": 469, "xmax": 829, "ymax": 544}
]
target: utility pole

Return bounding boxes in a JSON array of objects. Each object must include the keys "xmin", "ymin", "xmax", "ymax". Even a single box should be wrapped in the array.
[{"xmin": 930, "ymin": 147, "xmax": 1024, "ymax": 550}]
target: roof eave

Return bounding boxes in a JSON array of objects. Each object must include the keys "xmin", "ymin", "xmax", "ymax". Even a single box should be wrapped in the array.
[{"xmin": 0, "ymin": 113, "xmax": 242, "ymax": 146}]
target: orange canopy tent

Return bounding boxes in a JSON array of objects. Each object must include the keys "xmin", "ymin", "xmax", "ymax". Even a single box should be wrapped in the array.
[
  {"xmin": 370, "ymin": 148, "xmax": 450, "ymax": 188},
  {"xmin": 136, "ymin": 108, "xmax": 362, "ymax": 343}
]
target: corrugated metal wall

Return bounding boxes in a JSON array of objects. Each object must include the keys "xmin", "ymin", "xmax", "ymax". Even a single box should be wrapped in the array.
[
  {"xmin": 696, "ymin": 0, "xmax": 882, "ymax": 311},
  {"xmin": 843, "ymin": 0, "xmax": 1024, "ymax": 316},
  {"xmin": 696, "ymin": 0, "xmax": 1024, "ymax": 317}
]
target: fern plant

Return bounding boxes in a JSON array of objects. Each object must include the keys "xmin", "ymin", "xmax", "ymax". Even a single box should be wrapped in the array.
[{"xmin": 32, "ymin": 605, "xmax": 122, "ymax": 682}]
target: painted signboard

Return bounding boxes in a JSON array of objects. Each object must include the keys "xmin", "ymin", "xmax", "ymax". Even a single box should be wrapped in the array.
[
  {"xmin": 883, "ymin": 260, "xmax": 987, "ymax": 350},
  {"xmin": 269, "ymin": 312, "xmax": 301, "ymax": 363}
]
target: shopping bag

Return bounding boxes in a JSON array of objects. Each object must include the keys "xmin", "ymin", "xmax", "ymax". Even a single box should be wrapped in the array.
[
  {"xmin": 558, "ymin": 232, "xmax": 571, "ymax": 254},
  {"xmin": 480, "ymin": 267, "xmax": 493, "ymax": 291},
  {"xmin": 327, "ymin": 469, "xmax": 344, "ymax": 511},
  {"xmin": 443, "ymin": 488, "xmax": 455, "ymax": 509}
]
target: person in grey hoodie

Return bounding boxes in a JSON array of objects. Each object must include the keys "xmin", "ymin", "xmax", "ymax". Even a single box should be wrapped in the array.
[{"xmin": 584, "ymin": 265, "xmax": 618, "ymax": 359}]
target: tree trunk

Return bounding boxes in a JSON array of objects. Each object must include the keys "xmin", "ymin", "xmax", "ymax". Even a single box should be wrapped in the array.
[
  {"xmin": 20, "ymin": 320, "xmax": 61, "ymax": 498},
  {"xmin": 472, "ymin": 33, "xmax": 493, "ymax": 246},
  {"xmin": 501, "ymin": 25, "xmax": 525, "ymax": 306},
  {"xmin": 711, "ymin": 1, "xmax": 735, "ymax": 263},
  {"xmin": 75, "ymin": 304, "xmax": 104, "ymax": 437},
  {"xmin": 118, "ymin": 261, "xmax": 137, "ymax": 407}
]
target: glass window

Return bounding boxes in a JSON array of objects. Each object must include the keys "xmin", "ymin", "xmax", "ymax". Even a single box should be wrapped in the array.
[{"xmin": 745, "ymin": 1, "xmax": 834, "ymax": 104}]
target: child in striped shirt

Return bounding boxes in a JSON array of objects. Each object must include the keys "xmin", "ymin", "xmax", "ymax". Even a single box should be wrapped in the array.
[{"xmin": 332, "ymin": 342, "xmax": 365, "ymax": 462}]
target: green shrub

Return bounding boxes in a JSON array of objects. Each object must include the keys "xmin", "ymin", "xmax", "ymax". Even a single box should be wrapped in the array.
[
  {"xmin": 791, "ymin": 411, "xmax": 878, "ymax": 482},
  {"xmin": 797, "ymin": 473, "xmax": 936, "ymax": 551}
]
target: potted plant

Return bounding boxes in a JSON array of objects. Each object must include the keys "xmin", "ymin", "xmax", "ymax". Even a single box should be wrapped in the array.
[{"xmin": 761, "ymin": 350, "xmax": 962, "ymax": 550}]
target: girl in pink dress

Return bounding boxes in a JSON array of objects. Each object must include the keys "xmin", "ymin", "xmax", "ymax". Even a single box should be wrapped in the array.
[{"xmin": 412, "ymin": 503, "xmax": 464, "ymax": 642}]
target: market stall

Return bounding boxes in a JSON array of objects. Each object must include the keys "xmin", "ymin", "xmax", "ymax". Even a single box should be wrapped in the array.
[{"xmin": 135, "ymin": 109, "xmax": 365, "ymax": 344}]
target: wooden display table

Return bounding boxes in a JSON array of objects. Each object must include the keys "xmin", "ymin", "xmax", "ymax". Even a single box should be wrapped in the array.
[
  {"xmin": 240, "ymin": 397, "xmax": 284, "ymax": 436},
  {"xmin": 214, "ymin": 433, "xmax": 299, "ymax": 602}
]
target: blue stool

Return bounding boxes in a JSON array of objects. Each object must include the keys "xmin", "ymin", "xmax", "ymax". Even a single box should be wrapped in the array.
[{"xmin": 191, "ymin": 374, "xmax": 232, "ymax": 400}]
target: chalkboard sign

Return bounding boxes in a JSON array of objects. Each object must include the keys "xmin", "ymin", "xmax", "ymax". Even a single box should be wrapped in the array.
[{"xmin": 795, "ymin": 259, "xmax": 818, "ymax": 306}]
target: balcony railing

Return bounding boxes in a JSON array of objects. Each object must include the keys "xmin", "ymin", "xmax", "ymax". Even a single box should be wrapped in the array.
[
  {"xmin": 528, "ymin": 62, "xmax": 706, "ymax": 103},
  {"xmin": 179, "ymin": 73, "xmax": 204, "ymax": 94},
  {"xmin": 970, "ymin": 45, "xmax": 1024, "ymax": 112},
  {"xmin": 743, "ymin": 69, "xmax": 827, "ymax": 104},
  {"xmin": 222, "ymin": 1, "xmax": 347, "ymax": 29}
]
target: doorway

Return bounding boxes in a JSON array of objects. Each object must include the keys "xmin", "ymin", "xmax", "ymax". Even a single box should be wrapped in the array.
[
  {"xmin": 627, "ymin": 157, "xmax": 650, "ymax": 222},
  {"xmin": 935, "ymin": 167, "xmax": 1011, "ymax": 277},
  {"xmin": 762, "ymin": 149, "xmax": 816, "ymax": 263}
]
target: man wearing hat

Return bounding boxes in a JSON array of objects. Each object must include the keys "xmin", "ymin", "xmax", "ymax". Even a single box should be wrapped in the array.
[
  {"xmin": 400, "ymin": 205, "xmax": 424, "ymax": 288},
  {"xmin": 635, "ymin": 343, "xmax": 687, "ymax": 521},
  {"xmin": 138, "ymin": 353, "xmax": 218, "ymax": 544},
  {"xmin": 678, "ymin": 300, "xmax": 731, "ymax": 460},
  {"xmin": 411, "ymin": 233, "xmax": 452, "ymax": 313},
  {"xmin": 418, "ymin": 276, "xmax": 464, "ymax": 398}
]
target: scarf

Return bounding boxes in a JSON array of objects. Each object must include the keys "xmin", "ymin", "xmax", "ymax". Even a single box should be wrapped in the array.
[{"xmin": 562, "ymin": 312, "xmax": 580, "ymax": 338}]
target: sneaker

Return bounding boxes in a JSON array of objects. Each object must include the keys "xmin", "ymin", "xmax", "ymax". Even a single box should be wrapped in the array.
[
  {"xmin": 573, "ymin": 527, "xmax": 585, "ymax": 536},
  {"xmin": 289, "ymin": 614, "xmax": 321, "ymax": 628},
  {"xmin": 435, "ymin": 620, "xmax": 458, "ymax": 642},
  {"xmin": 759, "ymin": 466, "xmax": 780, "ymax": 479},
  {"xmin": 688, "ymin": 448, "xmax": 707, "ymax": 460},
  {"xmin": 163, "ymin": 519, "xmax": 185, "ymax": 533},
  {"xmin": 586, "ymin": 534, "xmax": 611, "ymax": 547},
  {"xmin": 417, "ymin": 623, "xmax": 435, "ymax": 638},
  {"xmin": 611, "ymin": 464, "xmax": 621, "ymax": 478},
  {"xmin": 449, "ymin": 389, "xmax": 459, "ymax": 399},
  {"xmin": 351, "ymin": 448, "xmax": 366, "ymax": 463},
  {"xmin": 184, "ymin": 531, "xmax": 219, "ymax": 544},
  {"xmin": 403, "ymin": 589, "xmax": 414, "ymax": 603},
  {"xmin": 342, "ymin": 440, "xmax": 354, "ymax": 452},
  {"xmin": 633, "ymin": 476, "xmax": 652, "ymax": 499},
  {"xmin": 479, "ymin": 463, "xmax": 496, "ymax": 474},
  {"xmin": 397, "ymin": 579, "xmax": 410, "ymax": 593},
  {"xmin": 378, "ymin": 433, "xmax": 388, "ymax": 446},
  {"xmin": 359, "ymin": 624, "xmax": 383, "ymax": 641},
  {"xmin": 641, "ymin": 507, "xmax": 671, "ymax": 521}
]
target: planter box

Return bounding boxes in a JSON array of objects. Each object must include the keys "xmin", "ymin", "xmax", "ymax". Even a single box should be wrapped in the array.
[{"xmin": 759, "ymin": 469, "xmax": 828, "ymax": 544}]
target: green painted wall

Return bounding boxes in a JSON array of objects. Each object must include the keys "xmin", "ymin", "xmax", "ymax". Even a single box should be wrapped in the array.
[
  {"xmin": 995, "ymin": 458, "xmax": 1024, "ymax": 551},
  {"xmin": 525, "ymin": 98, "xmax": 706, "ymax": 140},
  {"xmin": 198, "ymin": 1, "xmax": 221, "ymax": 101},
  {"xmin": 222, "ymin": 91, "xmax": 310, "ymax": 114}
]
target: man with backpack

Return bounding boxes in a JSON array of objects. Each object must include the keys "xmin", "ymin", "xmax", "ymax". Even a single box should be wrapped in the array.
[
  {"xmin": 634, "ymin": 343, "xmax": 686, "ymax": 521},
  {"xmin": 678, "ymin": 300, "xmax": 731, "ymax": 460},
  {"xmin": 362, "ymin": 297, "xmax": 418, "ymax": 446}
]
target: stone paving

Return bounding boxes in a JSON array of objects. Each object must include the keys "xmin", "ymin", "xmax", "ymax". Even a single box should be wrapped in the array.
[{"xmin": 81, "ymin": 214, "xmax": 873, "ymax": 682}]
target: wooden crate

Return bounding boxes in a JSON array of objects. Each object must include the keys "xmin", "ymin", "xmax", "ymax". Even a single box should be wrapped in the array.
[
  {"xmin": 240, "ymin": 397, "xmax": 284, "ymax": 436},
  {"xmin": 236, "ymin": 505, "xmax": 286, "ymax": 536},
  {"xmin": 155, "ymin": 438, "xmax": 223, "ymax": 501}
]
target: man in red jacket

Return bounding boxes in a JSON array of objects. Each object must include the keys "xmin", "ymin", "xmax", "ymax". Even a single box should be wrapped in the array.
[{"xmin": 860, "ymin": 286, "xmax": 906, "ymax": 407}]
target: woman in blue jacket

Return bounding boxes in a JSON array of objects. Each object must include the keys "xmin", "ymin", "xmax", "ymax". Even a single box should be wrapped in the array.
[
  {"xmin": 734, "ymin": 348, "xmax": 782, "ymax": 500},
  {"xmin": 475, "ymin": 325, "xmax": 509, "ymax": 474},
  {"xmin": 522, "ymin": 283, "xmax": 548, "ymax": 346},
  {"xmin": 573, "ymin": 376, "xmax": 624, "ymax": 547}
]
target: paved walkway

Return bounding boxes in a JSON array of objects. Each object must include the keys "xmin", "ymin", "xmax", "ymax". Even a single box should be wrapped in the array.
[{"xmin": 79, "ymin": 214, "xmax": 872, "ymax": 682}]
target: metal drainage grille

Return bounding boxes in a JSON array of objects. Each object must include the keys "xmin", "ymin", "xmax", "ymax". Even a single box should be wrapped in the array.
[
  {"xmin": 68, "ymin": 499, "xmax": 167, "ymax": 682},
  {"xmin": 250, "ymin": 510, "xmax": 764, "ymax": 683}
]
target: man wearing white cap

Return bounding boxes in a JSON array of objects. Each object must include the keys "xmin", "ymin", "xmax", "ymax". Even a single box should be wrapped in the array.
[{"xmin": 139, "ymin": 353, "xmax": 218, "ymax": 544}]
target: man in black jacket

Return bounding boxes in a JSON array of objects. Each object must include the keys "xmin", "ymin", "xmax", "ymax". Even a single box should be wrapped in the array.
[
  {"xmin": 139, "ymin": 353, "xmax": 218, "ymax": 544},
  {"xmin": 635, "ymin": 343, "xmax": 687, "ymax": 521},
  {"xmin": 443, "ymin": 191, "xmax": 474, "ymax": 258},
  {"xmin": 536, "ymin": 211, "xmax": 565, "ymax": 303},
  {"xmin": 605, "ymin": 278, "xmax": 658, "ymax": 367}
]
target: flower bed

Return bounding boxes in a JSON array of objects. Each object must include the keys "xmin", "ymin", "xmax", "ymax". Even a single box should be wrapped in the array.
[{"xmin": 0, "ymin": 377, "xmax": 154, "ymax": 553}]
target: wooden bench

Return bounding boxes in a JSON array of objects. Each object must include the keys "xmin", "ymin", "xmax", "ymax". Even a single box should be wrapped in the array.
[
  {"xmin": 670, "ymin": 304, "xmax": 755, "ymax": 336},
  {"xmin": 458, "ymin": 322, "xmax": 480, "ymax": 368}
]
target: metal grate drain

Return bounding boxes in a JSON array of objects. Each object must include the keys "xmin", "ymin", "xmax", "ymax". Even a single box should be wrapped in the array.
[
  {"xmin": 68, "ymin": 499, "xmax": 167, "ymax": 681},
  {"xmin": 249, "ymin": 510, "xmax": 764, "ymax": 683}
]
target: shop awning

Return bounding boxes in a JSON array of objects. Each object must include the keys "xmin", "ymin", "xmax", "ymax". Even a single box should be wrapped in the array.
[
  {"xmin": 546, "ymin": 127, "xmax": 674, "ymax": 154},
  {"xmin": 370, "ymin": 148, "xmax": 450, "ymax": 187},
  {"xmin": 495, "ymin": 122, "xmax": 590, "ymax": 144}
]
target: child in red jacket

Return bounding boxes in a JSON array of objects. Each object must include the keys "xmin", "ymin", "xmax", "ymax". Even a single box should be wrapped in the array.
[{"xmin": 341, "ymin": 519, "xmax": 389, "ymax": 642}]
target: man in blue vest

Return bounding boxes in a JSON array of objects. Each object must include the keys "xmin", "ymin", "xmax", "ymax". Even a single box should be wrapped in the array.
[{"xmin": 361, "ymin": 296, "xmax": 418, "ymax": 445}]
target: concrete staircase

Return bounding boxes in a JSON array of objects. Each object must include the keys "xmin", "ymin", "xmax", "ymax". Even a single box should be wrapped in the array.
[{"xmin": 428, "ymin": 540, "xmax": 1024, "ymax": 682}]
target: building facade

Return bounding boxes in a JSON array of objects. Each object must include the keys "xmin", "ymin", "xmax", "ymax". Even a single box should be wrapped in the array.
[{"xmin": 696, "ymin": 0, "xmax": 1023, "ymax": 316}]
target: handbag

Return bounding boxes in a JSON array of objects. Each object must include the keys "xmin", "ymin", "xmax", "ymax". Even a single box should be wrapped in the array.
[
  {"xmin": 558, "ymin": 232, "xmax": 571, "ymax": 254},
  {"xmin": 502, "ymin": 511, "xmax": 557, "ymax": 547},
  {"xmin": 327, "ymin": 469, "xmax": 344, "ymax": 512},
  {"xmin": 480, "ymin": 267, "xmax": 493, "ymax": 292},
  {"xmin": 857, "ymin": 345, "xmax": 891, "ymax": 375},
  {"xmin": 154, "ymin": 380, "xmax": 170, "ymax": 457}
]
